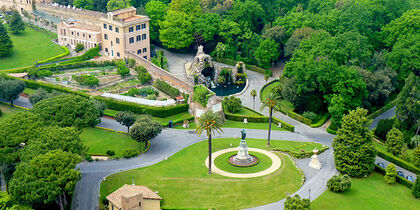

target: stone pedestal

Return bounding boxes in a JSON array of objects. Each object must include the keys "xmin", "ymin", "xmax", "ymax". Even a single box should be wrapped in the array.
[{"xmin": 309, "ymin": 148, "xmax": 322, "ymax": 170}]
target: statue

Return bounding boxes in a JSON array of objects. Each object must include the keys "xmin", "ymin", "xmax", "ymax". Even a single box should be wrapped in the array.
[
  {"xmin": 241, "ymin": 129, "xmax": 246, "ymax": 140},
  {"xmin": 234, "ymin": 129, "xmax": 253, "ymax": 164},
  {"xmin": 308, "ymin": 148, "xmax": 322, "ymax": 170}
]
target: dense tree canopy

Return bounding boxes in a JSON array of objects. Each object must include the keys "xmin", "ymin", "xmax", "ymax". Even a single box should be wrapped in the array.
[
  {"xmin": 0, "ymin": 79, "xmax": 25, "ymax": 107},
  {"xmin": 129, "ymin": 115, "xmax": 162, "ymax": 143},
  {"xmin": 0, "ymin": 22, "xmax": 13, "ymax": 57},
  {"xmin": 8, "ymin": 10, "xmax": 25, "ymax": 34},
  {"xmin": 145, "ymin": 0, "xmax": 168, "ymax": 41}
]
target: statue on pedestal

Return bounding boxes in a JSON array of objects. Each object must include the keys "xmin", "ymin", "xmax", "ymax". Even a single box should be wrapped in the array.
[
  {"xmin": 308, "ymin": 148, "xmax": 322, "ymax": 170},
  {"xmin": 234, "ymin": 129, "xmax": 253, "ymax": 164}
]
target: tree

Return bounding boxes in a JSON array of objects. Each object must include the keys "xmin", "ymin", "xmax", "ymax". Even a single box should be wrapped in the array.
[
  {"xmin": 284, "ymin": 27, "xmax": 314, "ymax": 57},
  {"xmin": 260, "ymin": 92, "xmax": 280, "ymax": 147},
  {"xmin": 0, "ymin": 79, "xmax": 25, "ymax": 107},
  {"xmin": 8, "ymin": 10, "xmax": 25, "ymax": 34},
  {"xmin": 117, "ymin": 64, "xmax": 130, "ymax": 77},
  {"xmin": 386, "ymin": 34, "xmax": 420, "ymax": 81},
  {"xmin": 106, "ymin": 0, "xmax": 131, "ymax": 11},
  {"xmin": 327, "ymin": 174, "xmax": 352, "ymax": 192},
  {"xmin": 413, "ymin": 177, "xmax": 420, "ymax": 198},
  {"xmin": 159, "ymin": 10, "xmax": 195, "ymax": 49},
  {"xmin": 31, "ymin": 94, "xmax": 101, "ymax": 128},
  {"xmin": 396, "ymin": 73, "xmax": 420, "ymax": 133},
  {"xmin": 196, "ymin": 110, "xmax": 223, "ymax": 174},
  {"xmin": 0, "ymin": 21, "xmax": 13, "ymax": 57},
  {"xmin": 284, "ymin": 194, "xmax": 310, "ymax": 210},
  {"xmin": 227, "ymin": 0, "xmax": 266, "ymax": 32},
  {"xmin": 115, "ymin": 111, "xmax": 137, "ymax": 132},
  {"xmin": 9, "ymin": 150, "xmax": 81, "ymax": 210},
  {"xmin": 384, "ymin": 163, "xmax": 397, "ymax": 184},
  {"xmin": 414, "ymin": 145, "xmax": 420, "ymax": 167},
  {"xmin": 29, "ymin": 88, "xmax": 49, "ymax": 104},
  {"xmin": 0, "ymin": 192, "xmax": 11, "ymax": 209},
  {"xmin": 262, "ymin": 25, "xmax": 286, "ymax": 45},
  {"xmin": 386, "ymin": 127, "xmax": 404, "ymax": 156},
  {"xmin": 250, "ymin": 89, "xmax": 257, "ymax": 110},
  {"xmin": 223, "ymin": 96, "xmax": 241, "ymax": 113},
  {"xmin": 374, "ymin": 118, "xmax": 396, "ymax": 141},
  {"xmin": 194, "ymin": 12, "xmax": 221, "ymax": 42},
  {"xmin": 255, "ymin": 39, "xmax": 279, "ymax": 68},
  {"xmin": 331, "ymin": 31, "xmax": 372, "ymax": 66},
  {"xmin": 20, "ymin": 126, "xmax": 86, "ymax": 162},
  {"xmin": 381, "ymin": 9, "xmax": 419, "ymax": 47},
  {"xmin": 74, "ymin": 43, "xmax": 84, "ymax": 52},
  {"xmin": 358, "ymin": 68, "xmax": 397, "ymax": 107},
  {"xmin": 145, "ymin": 0, "xmax": 168, "ymax": 41},
  {"xmin": 73, "ymin": 0, "xmax": 94, "ymax": 10},
  {"xmin": 129, "ymin": 115, "xmax": 162, "ymax": 148},
  {"xmin": 333, "ymin": 108, "xmax": 376, "ymax": 177}
]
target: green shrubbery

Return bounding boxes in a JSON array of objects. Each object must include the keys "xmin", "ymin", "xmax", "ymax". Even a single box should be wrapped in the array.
[
  {"xmin": 72, "ymin": 74, "xmax": 99, "ymax": 87},
  {"xmin": 193, "ymin": 85, "xmax": 213, "ymax": 107},
  {"xmin": 223, "ymin": 96, "xmax": 241, "ymax": 113},
  {"xmin": 310, "ymin": 113, "xmax": 330, "ymax": 128},
  {"xmin": 116, "ymin": 60, "xmax": 130, "ymax": 77},
  {"xmin": 135, "ymin": 65, "xmax": 152, "ymax": 84},
  {"xmin": 126, "ymin": 87, "xmax": 158, "ymax": 97},
  {"xmin": 36, "ymin": 70, "xmax": 52, "ymax": 78},
  {"xmin": 376, "ymin": 147, "xmax": 420, "ymax": 174},
  {"xmin": 288, "ymin": 110, "xmax": 312, "ymax": 125},
  {"xmin": 122, "ymin": 149, "xmax": 139, "ymax": 158},
  {"xmin": 375, "ymin": 118, "xmax": 396, "ymax": 141},
  {"xmin": 327, "ymin": 174, "xmax": 352, "ymax": 192},
  {"xmin": 106, "ymin": 150, "xmax": 115, "ymax": 156},
  {"xmin": 75, "ymin": 44, "xmax": 84, "ymax": 53},
  {"xmin": 384, "ymin": 163, "xmax": 397, "ymax": 184},
  {"xmin": 153, "ymin": 79, "xmax": 180, "ymax": 98},
  {"xmin": 284, "ymin": 194, "xmax": 310, "ymax": 210},
  {"xmin": 413, "ymin": 178, "xmax": 420, "ymax": 198}
]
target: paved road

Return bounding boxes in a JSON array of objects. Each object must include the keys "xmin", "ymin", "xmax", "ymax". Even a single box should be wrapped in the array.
[{"xmin": 369, "ymin": 106, "xmax": 396, "ymax": 130}]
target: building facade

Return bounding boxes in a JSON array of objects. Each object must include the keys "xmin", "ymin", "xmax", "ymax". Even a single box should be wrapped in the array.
[
  {"xmin": 56, "ymin": 7, "xmax": 150, "ymax": 60},
  {"xmin": 106, "ymin": 184, "xmax": 162, "ymax": 210}
]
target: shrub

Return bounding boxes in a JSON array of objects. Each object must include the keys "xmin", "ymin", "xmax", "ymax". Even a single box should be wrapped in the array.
[
  {"xmin": 193, "ymin": 85, "xmax": 213, "ymax": 107},
  {"xmin": 284, "ymin": 194, "xmax": 310, "ymax": 210},
  {"xmin": 127, "ymin": 88, "xmax": 139, "ymax": 96},
  {"xmin": 223, "ymin": 96, "xmax": 242, "ymax": 113},
  {"xmin": 117, "ymin": 65, "xmax": 130, "ymax": 77},
  {"xmin": 386, "ymin": 127, "xmax": 404, "ymax": 156},
  {"xmin": 127, "ymin": 58, "xmax": 136, "ymax": 68},
  {"xmin": 135, "ymin": 65, "xmax": 152, "ymax": 84},
  {"xmin": 384, "ymin": 163, "xmax": 397, "ymax": 184},
  {"xmin": 413, "ymin": 178, "xmax": 420, "ymax": 198},
  {"xmin": 37, "ymin": 70, "xmax": 52, "ymax": 78},
  {"xmin": 106, "ymin": 150, "xmax": 115, "ymax": 156},
  {"xmin": 75, "ymin": 43, "xmax": 84, "ymax": 53},
  {"xmin": 72, "ymin": 74, "xmax": 99, "ymax": 87},
  {"xmin": 287, "ymin": 110, "xmax": 312, "ymax": 125},
  {"xmin": 302, "ymin": 111, "xmax": 319, "ymax": 122},
  {"xmin": 129, "ymin": 115, "xmax": 162, "ymax": 145},
  {"xmin": 375, "ymin": 118, "xmax": 395, "ymax": 141},
  {"xmin": 122, "ymin": 149, "xmax": 139, "ymax": 158},
  {"xmin": 86, "ymin": 156, "xmax": 93, "ymax": 162},
  {"xmin": 153, "ymin": 79, "xmax": 180, "ymax": 98},
  {"xmin": 327, "ymin": 174, "xmax": 351, "ymax": 192},
  {"xmin": 376, "ymin": 147, "xmax": 420, "ymax": 174},
  {"xmin": 414, "ymin": 145, "xmax": 420, "ymax": 167}
]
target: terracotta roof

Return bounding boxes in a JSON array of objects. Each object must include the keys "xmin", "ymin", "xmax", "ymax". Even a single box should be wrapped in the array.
[
  {"xmin": 123, "ymin": 16, "xmax": 142, "ymax": 23},
  {"xmin": 106, "ymin": 185, "xmax": 162, "ymax": 209}
]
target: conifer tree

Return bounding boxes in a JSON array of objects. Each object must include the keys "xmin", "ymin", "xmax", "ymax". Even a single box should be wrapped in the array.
[{"xmin": 0, "ymin": 22, "xmax": 13, "ymax": 57}]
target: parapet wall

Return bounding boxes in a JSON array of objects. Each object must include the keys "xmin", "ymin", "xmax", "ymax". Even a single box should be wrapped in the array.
[{"xmin": 36, "ymin": 4, "xmax": 105, "ymax": 25}]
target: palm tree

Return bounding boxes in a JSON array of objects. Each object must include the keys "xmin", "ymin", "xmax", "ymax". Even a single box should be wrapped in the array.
[
  {"xmin": 196, "ymin": 110, "xmax": 223, "ymax": 174},
  {"xmin": 250, "ymin": 89, "xmax": 257, "ymax": 110},
  {"xmin": 260, "ymin": 92, "xmax": 280, "ymax": 147}
]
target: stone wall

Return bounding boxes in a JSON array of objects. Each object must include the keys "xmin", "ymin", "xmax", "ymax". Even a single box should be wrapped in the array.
[
  {"xmin": 0, "ymin": 0, "xmax": 33, "ymax": 13},
  {"xmin": 36, "ymin": 3, "xmax": 105, "ymax": 25},
  {"xmin": 126, "ymin": 50, "xmax": 194, "ymax": 94}
]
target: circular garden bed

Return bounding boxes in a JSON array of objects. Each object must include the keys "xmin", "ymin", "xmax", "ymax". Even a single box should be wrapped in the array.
[{"xmin": 214, "ymin": 151, "xmax": 273, "ymax": 174}]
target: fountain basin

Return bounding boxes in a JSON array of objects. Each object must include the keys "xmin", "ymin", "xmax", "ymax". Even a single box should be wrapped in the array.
[{"xmin": 228, "ymin": 154, "xmax": 259, "ymax": 167}]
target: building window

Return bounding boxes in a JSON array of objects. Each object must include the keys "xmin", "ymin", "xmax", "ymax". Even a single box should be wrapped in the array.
[
  {"xmin": 115, "ymin": 27, "xmax": 119, "ymax": 33},
  {"xmin": 116, "ymin": 38, "xmax": 120, "ymax": 44},
  {"xmin": 137, "ymin": 49, "xmax": 141, "ymax": 55},
  {"xmin": 105, "ymin": 48, "xmax": 108, "ymax": 53},
  {"xmin": 143, "ymin": 48, "xmax": 147, "ymax": 53},
  {"xmin": 77, "ymin": 32, "xmax": 79, "ymax": 36},
  {"xmin": 117, "ymin": 52, "xmax": 120, "ymax": 57},
  {"xmin": 71, "ymin": 31, "xmax": 74, "ymax": 35},
  {"xmin": 89, "ymin": 35, "xmax": 91, "ymax": 38},
  {"xmin": 129, "ymin": 37, "xmax": 134, "ymax": 44},
  {"xmin": 136, "ymin": 25, "xmax": 140, "ymax": 31},
  {"xmin": 103, "ymin": 23, "xmax": 107, "ymax": 29},
  {"xmin": 136, "ymin": 35, "xmax": 141, "ymax": 42},
  {"xmin": 141, "ymin": 23, "xmax": 146, "ymax": 29},
  {"xmin": 109, "ymin": 25, "xmax": 112, "ymax": 31},
  {"xmin": 142, "ymin": 34, "xmax": 146, "ymax": 40},
  {"xmin": 83, "ymin": 33, "xmax": 85, "ymax": 37},
  {"xmin": 129, "ymin": 27, "xmax": 134, "ymax": 32},
  {"xmin": 143, "ymin": 56, "xmax": 147, "ymax": 59},
  {"xmin": 104, "ymin": 34, "xmax": 108, "ymax": 40}
]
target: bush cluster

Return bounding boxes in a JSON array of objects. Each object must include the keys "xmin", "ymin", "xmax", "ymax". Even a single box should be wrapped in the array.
[
  {"xmin": 287, "ymin": 110, "xmax": 312, "ymax": 125},
  {"xmin": 223, "ymin": 96, "xmax": 242, "ymax": 113},
  {"xmin": 284, "ymin": 194, "xmax": 310, "ymax": 210},
  {"xmin": 72, "ymin": 74, "xmax": 99, "ymax": 87},
  {"xmin": 75, "ymin": 44, "xmax": 84, "ymax": 53},
  {"xmin": 122, "ymin": 149, "xmax": 139, "ymax": 158},
  {"xmin": 193, "ymin": 85, "xmax": 213, "ymax": 107},
  {"xmin": 375, "ymin": 118, "xmax": 395, "ymax": 141},
  {"xmin": 374, "ymin": 165, "xmax": 414, "ymax": 188},
  {"xmin": 37, "ymin": 70, "xmax": 52, "ymax": 78},
  {"xmin": 384, "ymin": 163, "xmax": 397, "ymax": 184},
  {"xmin": 106, "ymin": 150, "xmax": 115, "ymax": 156},
  {"xmin": 135, "ymin": 65, "xmax": 152, "ymax": 84},
  {"xmin": 153, "ymin": 79, "xmax": 180, "ymax": 98},
  {"xmin": 327, "ymin": 174, "xmax": 352, "ymax": 192},
  {"xmin": 116, "ymin": 61, "xmax": 130, "ymax": 77},
  {"xmin": 376, "ymin": 146, "xmax": 420, "ymax": 174}
]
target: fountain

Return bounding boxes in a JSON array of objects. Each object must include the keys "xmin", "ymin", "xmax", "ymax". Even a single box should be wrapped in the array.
[{"xmin": 228, "ymin": 129, "xmax": 259, "ymax": 167}]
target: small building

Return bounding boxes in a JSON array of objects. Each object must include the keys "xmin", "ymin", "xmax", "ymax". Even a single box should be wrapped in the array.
[
  {"xmin": 106, "ymin": 184, "xmax": 162, "ymax": 210},
  {"xmin": 175, "ymin": 96, "xmax": 185, "ymax": 104},
  {"xmin": 7, "ymin": 73, "xmax": 29, "ymax": 79},
  {"xmin": 57, "ymin": 18, "xmax": 101, "ymax": 50}
]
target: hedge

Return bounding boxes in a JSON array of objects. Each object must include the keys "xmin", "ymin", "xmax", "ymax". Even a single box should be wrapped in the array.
[
  {"xmin": 222, "ymin": 102, "xmax": 295, "ymax": 132},
  {"xmin": 327, "ymin": 126, "xmax": 337, "ymax": 135},
  {"xmin": 376, "ymin": 147, "xmax": 420, "ymax": 174},
  {"xmin": 38, "ymin": 46, "xmax": 70, "ymax": 64},
  {"xmin": 160, "ymin": 115, "xmax": 194, "ymax": 127},
  {"xmin": 259, "ymin": 79, "xmax": 281, "ymax": 101},
  {"xmin": 288, "ymin": 110, "xmax": 312, "ymax": 125},
  {"xmin": 39, "ymin": 60, "xmax": 116, "ymax": 72},
  {"xmin": 153, "ymin": 79, "xmax": 180, "ymax": 98},
  {"xmin": 310, "ymin": 113, "xmax": 330, "ymax": 128},
  {"xmin": 193, "ymin": 85, "xmax": 214, "ymax": 107},
  {"xmin": 94, "ymin": 96, "xmax": 189, "ymax": 118},
  {"xmin": 374, "ymin": 165, "xmax": 414, "ymax": 188},
  {"xmin": 214, "ymin": 57, "xmax": 272, "ymax": 76},
  {"xmin": 368, "ymin": 98, "xmax": 398, "ymax": 119},
  {"xmin": 272, "ymin": 146, "xmax": 329, "ymax": 159}
]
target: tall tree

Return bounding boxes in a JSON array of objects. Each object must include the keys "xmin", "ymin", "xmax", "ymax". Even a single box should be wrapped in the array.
[
  {"xmin": 227, "ymin": 0, "xmax": 266, "ymax": 32},
  {"xmin": 145, "ymin": 0, "xmax": 168, "ymax": 41},
  {"xmin": 0, "ymin": 22, "xmax": 13, "ymax": 57},
  {"xmin": 8, "ymin": 10, "xmax": 25, "ymax": 34},
  {"xmin": 255, "ymin": 39, "xmax": 280, "ymax": 68},
  {"xmin": 386, "ymin": 127, "xmax": 405, "ymax": 156},
  {"xmin": 381, "ymin": 9, "xmax": 419, "ymax": 47},
  {"xmin": 106, "ymin": 0, "xmax": 131, "ymax": 11},
  {"xmin": 196, "ymin": 110, "xmax": 223, "ymax": 174},
  {"xmin": 260, "ymin": 92, "xmax": 280, "ymax": 147},
  {"xmin": 9, "ymin": 150, "xmax": 81, "ymax": 210},
  {"xmin": 129, "ymin": 115, "xmax": 162, "ymax": 151},
  {"xmin": 0, "ymin": 79, "xmax": 25, "ymax": 107},
  {"xmin": 159, "ymin": 10, "xmax": 195, "ymax": 49},
  {"xmin": 396, "ymin": 73, "xmax": 420, "ymax": 134},
  {"xmin": 250, "ymin": 89, "xmax": 257, "ymax": 110},
  {"xmin": 73, "ymin": 0, "xmax": 94, "ymax": 10},
  {"xmin": 333, "ymin": 108, "xmax": 376, "ymax": 177},
  {"xmin": 194, "ymin": 12, "xmax": 221, "ymax": 42},
  {"xmin": 115, "ymin": 111, "xmax": 137, "ymax": 132}
]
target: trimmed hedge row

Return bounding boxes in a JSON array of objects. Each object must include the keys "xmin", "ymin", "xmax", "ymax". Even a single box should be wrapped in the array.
[
  {"xmin": 374, "ymin": 165, "xmax": 414, "ymax": 188},
  {"xmin": 38, "ymin": 46, "xmax": 70, "ymax": 64},
  {"xmin": 272, "ymin": 146, "xmax": 329, "ymax": 159},
  {"xmin": 153, "ymin": 79, "xmax": 180, "ymax": 98},
  {"xmin": 376, "ymin": 147, "xmax": 420, "ymax": 174},
  {"xmin": 327, "ymin": 126, "xmax": 337, "ymax": 135},
  {"xmin": 39, "ymin": 60, "xmax": 116, "ymax": 72},
  {"xmin": 223, "ymin": 103, "xmax": 295, "ymax": 132},
  {"xmin": 214, "ymin": 57, "xmax": 272, "ymax": 76},
  {"xmin": 310, "ymin": 113, "xmax": 330, "ymax": 128},
  {"xmin": 288, "ymin": 110, "xmax": 312, "ymax": 125},
  {"xmin": 160, "ymin": 115, "xmax": 194, "ymax": 127},
  {"xmin": 259, "ymin": 79, "xmax": 281, "ymax": 101},
  {"xmin": 94, "ymin": 96, "xmax": 189, "ymax": 118},
  {"xmin": 193, "ymin": 85, "xmax": 214, "ymax": 107},
  {"xmin": 368, "ymin": 99, "xmax": 398, "ymax": 119}
]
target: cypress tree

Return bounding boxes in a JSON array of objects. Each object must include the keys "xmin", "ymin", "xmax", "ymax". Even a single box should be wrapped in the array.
[
  {"xmin": 8, "ymin": 10, "xmax": 25, "ymax": 34},
  {"xmin": 0, "ymin": 22, "xmax": 13, "ymax": 57}
]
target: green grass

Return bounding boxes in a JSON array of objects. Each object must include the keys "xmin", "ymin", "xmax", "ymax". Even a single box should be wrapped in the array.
[
  {"xmin": 0, "ymin": 103, "xmax": 23, "ymax": 123},
  {"xmin": 223, "ymin": 120, "xmax": 287, "ymax": 131},
  {"xmin": 214, "ymin": 151, "xmax": 273, "ymax": 174},
  {"xmin": 103, "ymin": 109, "xmax": 119, "ymax": 117},
  {"xmin": 151, "ymin": 112, "xmax": 193, "ymax": 124},
  {"xmin": 312, "ymin": 173, "xmax": 420, "ymax": 210},
  {"xmin": 234, "ymin": 107, "xmax": 260, "ymax": 116},
  {"xmin": 260, "ymin": 81, "xmax": 295, "ymax": 112},
  {"xmin": 100, "ymin": 138, "xmax": 304, "ymax": 209},
  {"xmin": 0, "ymin": 26, "xmax": 65, "ymax": 70},
  {"xmin": 80, "ymin": 127, "xmax": 144, "ymax": 157},
  {"xmin": 261, "ymin": 81, "xmax": 282, "ymax": 99},
  {"xmin": 23, "ymin": 88, "xmax": 36, "ymax": 95}
]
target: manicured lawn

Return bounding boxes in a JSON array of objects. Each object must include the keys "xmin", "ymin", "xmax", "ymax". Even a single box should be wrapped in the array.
[
  {"xmin": 151, "ymin": 112, "xmax": 193, "ymax": 124},
  {"xmin": 311, "ymin": 173, "xmax": 420, "ymax": 210},
  {"xmin": 100, "ymin": 138, "xmax": 304, "ymax": 209},
  {"xmin": 223, "ymin": 120, "xmax": 287, "ymax": 131},
  {"xmin": 234, "ymin": 107, "xmax": 260, "ymax": 116},
  {"xmin": 80, "ymin": 127, "xmax": 144, "ymax": 157},
  {"xmin": 0, "ymin": 26, "xmax": 65, "ymax": 70},
  {"xmin": 23, "ymin": 88, "xmax": 36, "ymax": 95},
  {"xmin": 0, "ymin": 103, "xmax": 23, "ymax": 123},
  {"xmin": 261, "ymin": 81, "xmax": 282, "ymax": 99},
  {"xmin": 214, "ymin": 151, "xmax": 273, "ymax": 174}
]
